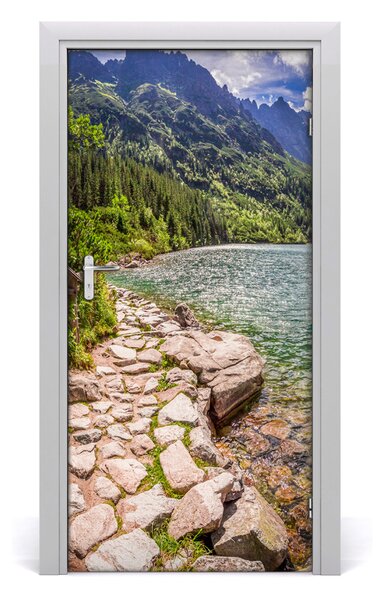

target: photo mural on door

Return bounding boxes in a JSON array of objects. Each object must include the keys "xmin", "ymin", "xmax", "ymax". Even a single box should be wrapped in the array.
[{"xmin": 67, "ymin": 49, "xmax": 313, "ymax": 572}]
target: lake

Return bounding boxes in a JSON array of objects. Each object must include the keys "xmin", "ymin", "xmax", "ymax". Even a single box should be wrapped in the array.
[
  {"xmin": 108, "ymin": 244, "xmax": 313, "ymax": 570},
  {"xmin": 109, "ymin": 244, "xmax": 312, "ymax": 407}
]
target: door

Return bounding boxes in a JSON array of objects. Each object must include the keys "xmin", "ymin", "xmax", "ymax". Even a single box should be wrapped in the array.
[{"xmin": 67, "ymin": 47, "xmax": 314, "ymax": 572}]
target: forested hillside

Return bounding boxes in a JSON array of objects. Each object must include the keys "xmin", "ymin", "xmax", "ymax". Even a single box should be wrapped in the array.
[{"xmin": 67, "ymin": 49, "xmax": 312, "ymax": 366}]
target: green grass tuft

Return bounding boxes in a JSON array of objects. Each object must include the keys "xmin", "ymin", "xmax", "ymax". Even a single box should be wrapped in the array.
[
  {"xmin": 150, "ymin": 521, "xmax": 211, "ymax": 571},
  {"xmin": 140, "ymin": 447, "xmax": 183, "ymax": 499}
]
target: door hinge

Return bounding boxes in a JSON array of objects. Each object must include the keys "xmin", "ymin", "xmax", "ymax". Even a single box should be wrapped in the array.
[
  {"xmin": 308, "ymin": 117, "xmax": 313, "ymax": 137},
  {"xmin": 308, "ymin": 497, "xmax": 313, "ymax": 519}
]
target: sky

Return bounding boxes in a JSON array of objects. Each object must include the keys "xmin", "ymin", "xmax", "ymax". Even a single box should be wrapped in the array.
[{"xmin": 91, "ymin": 49, "xmax": 312, "ymax": 112}]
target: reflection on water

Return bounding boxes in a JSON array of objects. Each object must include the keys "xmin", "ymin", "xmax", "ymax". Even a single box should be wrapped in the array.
[{"xmin": 108, "ymin": 244, "xmax": 313, "ymax": 570}]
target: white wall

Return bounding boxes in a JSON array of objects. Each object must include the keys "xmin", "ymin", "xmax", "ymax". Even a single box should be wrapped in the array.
[{"xmin": 0, "ymin": 1, "xmax": 383, "ymax": 597}]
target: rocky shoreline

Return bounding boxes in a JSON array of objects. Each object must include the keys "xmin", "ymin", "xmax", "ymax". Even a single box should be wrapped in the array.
[{"xmin": 68, "ymin": 286, "xmax": 289, "ymax": 572}]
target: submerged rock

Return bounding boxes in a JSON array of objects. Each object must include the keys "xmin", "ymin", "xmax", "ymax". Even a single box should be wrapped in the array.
[{"xmin": 211, "ymin": 486, "xmax": 288, "ymax": 570}]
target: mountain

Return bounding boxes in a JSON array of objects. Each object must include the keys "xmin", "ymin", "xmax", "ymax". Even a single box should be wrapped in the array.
[
  {"xmin": 240, "ymin": 96, "xmax": 312, "ymax": 164},
  {"xmin": 68, "ymin": 50, "xmax": 115, "ymax": 84},
  {"xmin": 67, "ymin": 50, "xmax": 312, "ymax": 245}
]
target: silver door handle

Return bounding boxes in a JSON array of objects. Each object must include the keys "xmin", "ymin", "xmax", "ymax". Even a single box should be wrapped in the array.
[{"xmin": 83, "ymin": 255, "xmax": 120, "ymax": 300}]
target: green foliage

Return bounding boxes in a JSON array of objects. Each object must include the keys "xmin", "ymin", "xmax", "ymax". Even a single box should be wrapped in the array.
[
  {"xmin": 150, "ymin": 521, "xmax": 211, "ymax": 571},
  {"xmin": 68, "ymin": 276, "xmax": 117, "ymax": 369},
  {"xmin": 66, "ymin": 109, "xmax": 312, "ymax": 366},
  {"xmin": 156, "ymin": 373, "xmax": 177, "ymax": 392},
  {"xmin": 68, "ymin": 107, "xmax": 105, "ymax": 151}
]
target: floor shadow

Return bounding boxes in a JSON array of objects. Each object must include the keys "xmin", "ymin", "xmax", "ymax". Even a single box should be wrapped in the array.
[
  {"xmin": 341, "ymin": 517, "xmax": 372, "ymax": 573},
  {"xmin": 12, "ymin": 516, "xmax": 39, "ymax": 573}
]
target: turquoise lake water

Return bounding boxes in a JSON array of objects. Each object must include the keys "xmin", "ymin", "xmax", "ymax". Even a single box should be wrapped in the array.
[{"xmin": 108, "ymin": 244, "xmax": 312, "ymax": 406}]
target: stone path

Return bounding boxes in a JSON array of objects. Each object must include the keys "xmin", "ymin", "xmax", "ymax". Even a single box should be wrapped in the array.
[{"xmin": 68, "ymin": 287, "xmax": 288, "ymax": 572}]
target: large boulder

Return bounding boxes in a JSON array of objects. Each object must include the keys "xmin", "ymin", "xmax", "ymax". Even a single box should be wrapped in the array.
[
  {"xmin": 85, "ymin": 529, "xmax": 160, "ymax": 572},
  {"xmin": 160, "ymin": 330, "xmax": 264, "ymax": 422},
  {"xmin": 168, "ymin": 472, "xmax": 234, "ymax": 540},
  {"xmin": 192, "ymin": 555, "xmax": 265, "ymax": 572},
  {"xmin": 159, "ymin": 440, "xmax": 204, "ymax": 493},
  {"xmin": 174, "ymin": 303, "xmax": 200, "ymax": 328},
  {"xmin": 211, "ymin": 486, "xmax": 288, "ymax": 571},
  {"xmin": 117, "ymin": 484, "xmax": 178, "ymax": 532}
]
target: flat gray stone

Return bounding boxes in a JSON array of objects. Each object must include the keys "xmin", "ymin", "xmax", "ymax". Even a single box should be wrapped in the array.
[
  {"xmin": 73, "ymin": 428, "xmax": 102, "ymax": 445},
  {"xmin": 130, "ymin": 434, "xmax": 155, "ymax": 456},
  {"xmin": 111, "ymin": 405, "xmax": 133, "ymax": 422},
  {"xmin": 128, "ymin": 417, "xmax": 151, "ymax": 435},
  {"xmin": 101, "ymin": 458, "xmax": 147, "ymax": 494},
  {"xmin": 69, "ymin": 373, "xmax": 102, "ymax": 403},
  {"xmin": 124, "ymin": 338, "xmax": 145, "ymax": 349},
  {"xmin": 125, "ymin": 381, "xmax": 142, "ymax": 394},
  {"xmin": 69, "ymin": 403, "xmax": 90, "ymax": 419},
  {"xmin": 158, "ymin": 393, "xmax": 199, "ymax": 426},
  {"xmin": 160, "ymin": 440, "xmax": 204, "ymax": 494},
  {"xmin": 137, "ymin": 394, "xmax": 158, "ymax": 407},
  {"xmin": 143, "ymin": 377, "xmax": 159, "ymax": 395},
  {"xmin": 99, "ymin": 441, "xmax": 126, "ymax": 460},
  {"xmin": 105, "ymin": 376, "xmax": 125, "ymax": 393},
  {"xmin": 153, "ymin": 425, "xmax": 185, "ymax": 447},
  {"xmin": 85, "ymin": 529, "xmax": 160, "ymax": 572},
  {"xmin": 69, "ymin": 504, "xmax": 117, "ymax": 558},
  {"xmin": 91, "ymin": 401, "xmax": 113, "ymax": 414},
  {"xmin": 166, "ymin": 367, "xmax": 197, "ymax": 386},
  {"xmin": 69, "ymin": 416, "xmax": 92, "ymax": 430},
  {"xmin": 137, "ymin": 349, "xmax": 162, "ymax": 364},
  {"xmin": 138, "ymin": 406, "xmax": 158, "ymax": 418},
  {"xmin": 109, "ymin": 345, "xmax": 136, "ymax": 363},
  {"xmin": 68, "ymin": 483, "xmax": 85, "ymax": 516},
  {"xmin": 107, "ymin": 424, "xmax": 132, "ymax": 441},
  {"xmin": 117, "ymin": 484, "xmax": 178, "ymax": 532},
  {"xmin": 122, "ymin": 363, "xmax": 150, "ymax": 375},
  {"xmin": 94, "ymin": 476, "xmax": 121, "ymax": 503},
  {"xmin": 93, "ymin": 414, "xmax": 114, "ymax": 428},
  {"xmin": 69, "ymin": 443, "xmax": 96, "ymax": 479},
  {"xmin": 192, "ymin": 556, "xmax": 265, "ymax": 572},
  {"xmin": 96, "ymin": 365, "xmax": 116, "ymax": 377}
]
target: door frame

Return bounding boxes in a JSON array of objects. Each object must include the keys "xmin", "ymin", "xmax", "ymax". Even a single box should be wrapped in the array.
[{"xmin": 40, "ymin": 21, "xmax": 340, "ymax": 575}]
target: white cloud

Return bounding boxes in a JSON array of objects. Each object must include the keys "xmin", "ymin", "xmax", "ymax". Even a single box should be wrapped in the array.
[
  {"xmin": 276, "ymin": 51, "xmax": 312, "ymax": 76},
  {"xmin": 302, "ymin": 86, "xmax": 313, "ymax": 112}
]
